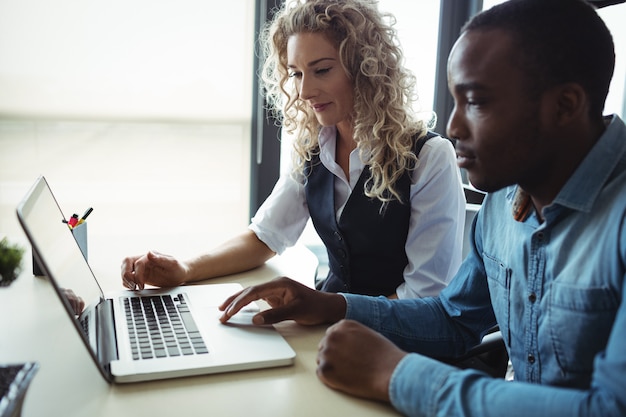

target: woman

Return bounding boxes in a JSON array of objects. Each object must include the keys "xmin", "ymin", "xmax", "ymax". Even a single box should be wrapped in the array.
[{"xmin": 121, "ymin": 0, "xmax": 465, "ymax": 298}]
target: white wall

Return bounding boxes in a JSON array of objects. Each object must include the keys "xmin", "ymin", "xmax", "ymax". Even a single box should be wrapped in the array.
[
  {"xmin": 0, "ymin": 0, "xmax": 255, "ymax": 121},
  {"xmin": 0, "ymin": 1, "xmax": 256, "ymax": 253}
]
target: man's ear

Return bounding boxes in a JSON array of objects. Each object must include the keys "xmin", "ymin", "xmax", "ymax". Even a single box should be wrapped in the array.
[{"xmin": 553, "ymin": 83, "xmax": 588, "ymax": 126}]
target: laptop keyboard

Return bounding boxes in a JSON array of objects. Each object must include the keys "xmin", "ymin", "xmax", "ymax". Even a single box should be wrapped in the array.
[
  {"xmin": 123, "ymin": 294, "xmax": 209, "ymax": 360},
  {"xmin": 80, "ymin": 315, "xmax": 90, "ymax": 337}
]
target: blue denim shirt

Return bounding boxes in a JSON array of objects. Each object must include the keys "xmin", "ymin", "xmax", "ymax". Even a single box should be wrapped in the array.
[{"xmin": 344, "ymin": 115, "xmax": 626, "ymax": 416}]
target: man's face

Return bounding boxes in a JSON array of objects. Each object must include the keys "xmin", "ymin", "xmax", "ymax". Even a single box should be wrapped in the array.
[{"xmin": 446, "ymin": 29, "xmax": 550, "ymax": 193}]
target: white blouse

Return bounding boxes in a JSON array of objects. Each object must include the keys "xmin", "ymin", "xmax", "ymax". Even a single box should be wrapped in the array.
[{"xmin": 249, "ymin": 126, "xmax": 465, "ymax": 299}]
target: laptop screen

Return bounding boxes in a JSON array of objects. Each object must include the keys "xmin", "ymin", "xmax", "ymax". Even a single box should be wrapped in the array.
[{"xmin": 16, "ymin": 177, "xmax": 105, "ymax": 339}]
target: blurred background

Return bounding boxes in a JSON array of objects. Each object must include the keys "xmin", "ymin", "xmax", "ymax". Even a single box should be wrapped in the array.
[{"xmin": 0, "ymin": 0, "xmax": 624, "ymax": 268}]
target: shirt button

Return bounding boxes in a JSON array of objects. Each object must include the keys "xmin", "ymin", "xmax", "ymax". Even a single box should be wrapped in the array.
[
  {"xmin": 528, "ymin": 354, "xmax": 536, "ymax": 364},
  {"xmin": 528, "ymin": 293, "xmax": 537, "ymax": 303}
]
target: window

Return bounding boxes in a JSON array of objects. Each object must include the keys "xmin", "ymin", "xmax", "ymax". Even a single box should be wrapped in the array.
[
  {"xmin": 377, "ymin": 1, "xmax": 441, "ymax": 115},
  {"xmin": 0, "ymin": 0, "xmax": 254, "ymax": 120},
  {"xmin": 597, "ymin": 4, "xmax": 626, "ymax": 118},
  {"xmin": 0, "ymin": 1, "xmax": 256, "ymax": 246}
]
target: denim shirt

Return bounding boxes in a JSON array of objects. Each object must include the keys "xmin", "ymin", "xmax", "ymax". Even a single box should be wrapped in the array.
[{"xmin": 343, "ymin": 115, "xmax": 626, "ymax": 416}]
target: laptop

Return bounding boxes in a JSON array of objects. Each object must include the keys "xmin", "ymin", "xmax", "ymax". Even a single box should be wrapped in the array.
[{"xmin": 16, "ymin": 176, "xmax": 295, "ymax": 383}]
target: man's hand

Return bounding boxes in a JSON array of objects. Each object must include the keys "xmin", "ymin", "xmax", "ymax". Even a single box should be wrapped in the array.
[
  {"xmin": 63, "ymin": 288, "xmax": 85, "ymax": 315},
  {"xmin": 121, "ymin": 251, "xmax": 188, "ymax": 290},
  {"xmin": 219, "ymin": 276, "xmax": 346, "ymax": 326},
  {"xmin": 316, "ymin": 319, "xmax": 407, "ymax": 402}
]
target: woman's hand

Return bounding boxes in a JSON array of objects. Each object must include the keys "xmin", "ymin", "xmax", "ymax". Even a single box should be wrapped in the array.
[{"xmin": 121, "ymin": 251, "xmax": 189, "ymax": 290}]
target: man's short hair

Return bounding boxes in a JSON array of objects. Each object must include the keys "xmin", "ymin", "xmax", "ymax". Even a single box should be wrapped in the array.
[{"xmin": 463, "ymin": 0, "xmax": 615, "ymax": 117}]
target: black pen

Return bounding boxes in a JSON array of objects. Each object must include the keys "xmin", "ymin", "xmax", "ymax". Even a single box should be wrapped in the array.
[{"xmin": 80, "ymin": 207, "xmax": 93, "ymax": 221}]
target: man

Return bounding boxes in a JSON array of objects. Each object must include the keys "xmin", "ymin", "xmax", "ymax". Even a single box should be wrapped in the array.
[{"xmin": 219, "ymin": 0, "xmax": 626, "ymax": 415}]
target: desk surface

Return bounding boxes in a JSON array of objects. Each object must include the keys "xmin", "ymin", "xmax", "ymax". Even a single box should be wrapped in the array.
[{"xmin": 0, "ymin": 242, "xmax": 399, "ymax": 417}]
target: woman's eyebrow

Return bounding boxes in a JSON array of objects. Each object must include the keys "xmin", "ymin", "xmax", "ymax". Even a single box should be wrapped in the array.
[{"xmin": 288, "ymin": 57, "xmax": 336, "ymax": 69}]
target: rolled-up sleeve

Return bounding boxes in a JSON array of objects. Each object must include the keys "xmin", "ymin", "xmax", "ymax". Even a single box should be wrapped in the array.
[
  {"xmin": 249, "ymin": 172, "xmax": 310, "ymax": 254},
  {"xmin": 397, "ymin": 137, "xmax": 465, "ymax": 299}
]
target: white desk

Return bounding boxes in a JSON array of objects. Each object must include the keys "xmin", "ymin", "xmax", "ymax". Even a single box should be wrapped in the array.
[{"xmin": 0, "ymin": 242, "xmax": 399, "ymax": 416}]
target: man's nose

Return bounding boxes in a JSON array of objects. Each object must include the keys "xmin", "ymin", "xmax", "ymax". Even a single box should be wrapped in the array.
[{"xmin": 446, "ymin": 105, "xmax": 466, "ymax": 141}]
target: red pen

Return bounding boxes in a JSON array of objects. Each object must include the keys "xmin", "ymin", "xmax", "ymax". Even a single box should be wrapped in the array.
[{"xmin": 68, "ymin": 214, "xmax": 79, "ymax": 228}]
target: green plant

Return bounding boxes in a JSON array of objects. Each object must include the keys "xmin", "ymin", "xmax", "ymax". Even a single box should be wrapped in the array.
[{"xmin": 0, "ymin": 237, "xmax": 25, "ymax": 287}]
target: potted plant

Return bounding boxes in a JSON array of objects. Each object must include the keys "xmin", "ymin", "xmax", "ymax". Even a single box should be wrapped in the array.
[{"xmin": 0, "ymin": 237, "xmax": 24, "ymax": 287}]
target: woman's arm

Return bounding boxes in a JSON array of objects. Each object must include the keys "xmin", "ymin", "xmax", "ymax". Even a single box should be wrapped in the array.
[
  {"xmin": 121, "ymin": 229, "xmax": 276, "ymax": 289},
  {"xmin": 185, "ymin": 229, "xmax": 276, "ymax": 281}
]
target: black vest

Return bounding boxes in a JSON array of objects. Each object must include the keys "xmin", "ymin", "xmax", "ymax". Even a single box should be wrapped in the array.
[{"xmin": 304, "ymin": 132, "xmax": 436, "ymax": 296}]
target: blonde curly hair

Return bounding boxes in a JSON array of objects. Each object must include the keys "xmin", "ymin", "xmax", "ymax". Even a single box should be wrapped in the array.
[{"xmin": 260, "ymin": 0, "xmax": 428, "ymax": 203}]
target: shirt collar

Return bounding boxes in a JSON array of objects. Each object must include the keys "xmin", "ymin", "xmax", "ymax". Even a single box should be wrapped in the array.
[
  {"xmin": 318, "ymin": 125, "xmax": 370, "ymax": 165},
  {"xmin": 509, "ymin": 115, "xmax": 626, "ymax": 221},
  {"xmin": 553, "ymin": 114, "xmax": 626, "ymax": 212},
  {"xmin": 318, "ymin": 126, "xmax": 336, "ymax": 165}
]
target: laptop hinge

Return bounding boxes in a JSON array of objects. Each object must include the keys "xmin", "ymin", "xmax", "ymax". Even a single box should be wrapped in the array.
[{"xmin": 96, "ymin": 298, "xmax": 119, "ymax": 364}]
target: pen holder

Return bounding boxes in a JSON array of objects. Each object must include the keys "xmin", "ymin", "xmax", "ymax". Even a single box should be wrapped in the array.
[
  {"xmin": 32, "ymin": 222, "xmax": 88, "ymax": 276},
  {"xmin": 72, "ymin": 221, "xmax": 88, "ymax": 261}
]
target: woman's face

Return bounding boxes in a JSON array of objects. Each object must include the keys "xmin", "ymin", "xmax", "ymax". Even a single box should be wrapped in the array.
[{"xmin": 287, "ymin": 32, "xmax": 354, "ymax": 130}]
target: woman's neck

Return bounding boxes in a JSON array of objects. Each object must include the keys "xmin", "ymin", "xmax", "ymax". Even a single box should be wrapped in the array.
[{"xmin": 335, "ymin": 125, "xmax": 357, "ymax": 182}]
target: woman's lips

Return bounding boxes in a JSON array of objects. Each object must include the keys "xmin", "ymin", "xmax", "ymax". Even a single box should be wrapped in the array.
[{"xmin": 311, "ymin": 103, "xmax": 330, "ymax": 112}]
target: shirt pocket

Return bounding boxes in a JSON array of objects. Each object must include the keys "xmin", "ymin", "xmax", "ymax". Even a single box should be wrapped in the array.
[
  {"xmin": 547, "ymin": 282, "xmax": 618, "ymax": 374},
  {"xmin": 484, "ymin": 254, "xmax": 511, "ymax": 346}
]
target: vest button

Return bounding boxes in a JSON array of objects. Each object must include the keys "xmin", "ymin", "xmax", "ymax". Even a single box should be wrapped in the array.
[
  {"xmin": 338, "ymin": 249, "xmax": 347, "ymax": 258},
  {"xmin": 334, "ymin": 231, "xmax": 343, "ymax": 241}
]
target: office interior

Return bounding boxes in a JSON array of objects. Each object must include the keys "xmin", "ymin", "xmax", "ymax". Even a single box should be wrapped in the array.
[{"xmin": 0, "ymin": 0, "xmax": 625, "ymax": 415}]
